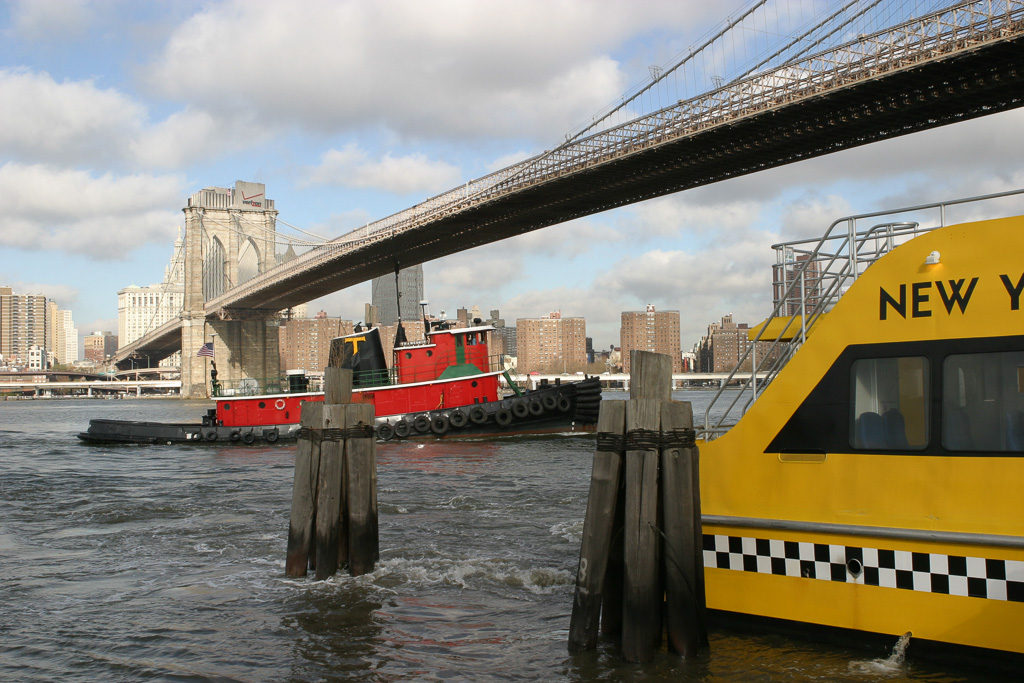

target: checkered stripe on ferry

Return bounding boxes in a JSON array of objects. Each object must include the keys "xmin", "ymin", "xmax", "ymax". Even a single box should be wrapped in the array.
[{"xmin": 702, "ymin": 534, "xmax": 1024, "ymax": 602}]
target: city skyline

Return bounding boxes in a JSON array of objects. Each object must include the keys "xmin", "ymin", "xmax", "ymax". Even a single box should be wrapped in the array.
[{"xmin": 2, "ymin": 1, "xmax": 1024, "ymax": 352}]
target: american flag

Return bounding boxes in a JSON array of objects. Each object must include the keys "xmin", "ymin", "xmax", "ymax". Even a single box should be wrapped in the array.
[{"xmin": 197, "ymin": 342, "xmax": 214, "ymax": 358}]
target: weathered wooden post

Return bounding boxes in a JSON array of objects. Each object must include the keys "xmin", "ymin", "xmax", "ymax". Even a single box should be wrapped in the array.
[
  {"xmin": 568, "ymin": 400, "xmax": 625, "ymax": 652},
  {"xmin": 660, "ymin": 400, "xmax": 707, "ymax": 655},
  {"xmin": 286, "ymin": 402, "xmax": 323, "ymax": 577},
  {"xmin": 286, "ymin": 361, "xmax": 379, "ymax": 581},
  {"xmin": 622, "ymin": 351, "xmax": 670, "ymax": 663},
  {"xmin": 569, "ymin": 350, "xmax": 707, "ymax": 661},
  {"xmin": 345, "ymin": 402, "xmax": 378, "ymax": 576},
  {"xmin": 314, "ymin": 403, "xmax": 344, "ymax": 579}
]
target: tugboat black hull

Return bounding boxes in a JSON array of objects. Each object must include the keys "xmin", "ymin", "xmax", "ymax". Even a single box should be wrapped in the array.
[{"xmin": 78, "ymin": 377, "xmax": 602, "ymax": 446}]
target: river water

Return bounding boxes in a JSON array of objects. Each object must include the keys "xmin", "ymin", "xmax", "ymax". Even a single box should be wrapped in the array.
[{"xmin": 0, "ymin": 393, "xmax": 981, "ymax": 680}]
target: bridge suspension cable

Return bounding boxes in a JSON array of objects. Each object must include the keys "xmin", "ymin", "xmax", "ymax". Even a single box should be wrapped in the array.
[{"xmin": 196, "ymin": 0, "xmax": 1023, "ymax": 315}]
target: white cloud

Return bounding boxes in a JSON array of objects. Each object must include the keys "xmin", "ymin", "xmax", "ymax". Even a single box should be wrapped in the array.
[
  {"xmin": 1, "ymin": 280, "xmax": 79, "ymax": 307},
  {"xmin": 7, "ymin": 0, "xmax": 92, "ymax": 41},
  {"xmin": 79, "ymin": 317, "xmax": 119, "ymax": 337},
  {"xmin": 0, "ymin": 69, "xmax": 270, "ymax": 169},
  {"xmin": 304, "ymin": 145, "xmax": 462, "ymax": 194},
  {"xmin": 626, "ymin": 193, "xmax": 763, "ymax": 240},
  {"xmin": 0, "ymin": 69, "xmax": 144, "ymax": 166},
  {"xmin": 130, "ymin": 108, "xmax": 271, "ymax": 169},
  {"xmin": 145, "ymin": 0, "xmax": 728, "ymax": 141},
  {"xmin": 0, "ymin": 163, "xmax": 185, "ymax": 259}
]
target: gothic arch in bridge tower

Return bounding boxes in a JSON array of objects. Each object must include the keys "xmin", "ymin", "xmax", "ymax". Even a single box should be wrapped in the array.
[
  {"xmin": 237, "ymin": 236, "xmax": 260, "ymax": 285},
  {"xmin": 203, "ymin": 234, "xmax": 228, "ymax": 300}
]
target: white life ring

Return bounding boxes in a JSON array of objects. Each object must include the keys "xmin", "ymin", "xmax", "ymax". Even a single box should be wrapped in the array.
[{"xmin": 274, "ymin": 398, "xmax": 286, "ymax": 410}]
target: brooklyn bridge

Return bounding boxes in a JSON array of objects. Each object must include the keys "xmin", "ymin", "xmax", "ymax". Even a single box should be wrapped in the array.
[{"xmin": 113, "ymin": 0, "xmax": 1024, "ymax": 397}]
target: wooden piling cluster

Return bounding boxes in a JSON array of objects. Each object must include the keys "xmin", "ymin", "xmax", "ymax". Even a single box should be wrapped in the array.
[
  {"xmin": 286, "ymin": 367, "xmax": 379, "ymax": 579},
  {"xmin": 569, "ymin": 351, "xmax": 707, "ymax": 662}
]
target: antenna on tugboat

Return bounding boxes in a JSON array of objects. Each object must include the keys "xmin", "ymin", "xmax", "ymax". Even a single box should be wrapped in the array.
[
  {"xmin": 420, "ymin": 300, "xmax": 431, "ymax": 339},
  {"xmin": 393, "ymin": 261, "xmax": 407, "ymax": 347}
]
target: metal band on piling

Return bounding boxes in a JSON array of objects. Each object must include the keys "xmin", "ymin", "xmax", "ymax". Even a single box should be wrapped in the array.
[
  {"xmin": 296, "ymin": 426, "xmax": 322, "ymax": 442},
  {"xmin": 662, "ymin": 428, "xmax": 696, "ymax": 449},
  {"xmin": 342, "ymin": 424, "xmax": 375, "ymax": 439},
  {"xmin": 596, "ymin": 432, "xmax": 625, "ymax": 452},
  {"xmin": 624, "ymin": 428, "xmax": 660, "ymax": 451}
]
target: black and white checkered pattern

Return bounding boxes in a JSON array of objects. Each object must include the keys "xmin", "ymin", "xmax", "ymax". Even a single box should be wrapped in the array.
[{"xmin": 703, "ymin": 533, "xmax": 1024, "ymax": 602}]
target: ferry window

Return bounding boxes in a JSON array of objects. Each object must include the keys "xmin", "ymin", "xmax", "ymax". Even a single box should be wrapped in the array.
[
  {"xmin": 942, "ymin": 351, "xmax": 1024, "ymax": 452},
  {"xmin": 851, "ymin": 357, "xmax": 928, "ymax": 450}
]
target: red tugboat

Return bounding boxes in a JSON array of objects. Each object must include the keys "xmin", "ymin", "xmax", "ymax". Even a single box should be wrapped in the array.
[{"xmin": 78, "ymin": 325, "xmax": 601, "ymax": 445}]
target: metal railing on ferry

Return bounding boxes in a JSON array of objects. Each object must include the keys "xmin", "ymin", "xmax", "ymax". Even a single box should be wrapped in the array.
[{"xmin": 699, "ymin": 187, "xmax": 1024, "ymax": 441}]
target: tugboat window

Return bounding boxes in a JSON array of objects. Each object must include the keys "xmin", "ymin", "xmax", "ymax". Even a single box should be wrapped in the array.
[
  {"xmin": 942, "ymin": 351, "xmax": 1024, "ymax": 452},
  {"xmin": 851, "ymin": 357, "xmax": 929, "ymax": 450}
]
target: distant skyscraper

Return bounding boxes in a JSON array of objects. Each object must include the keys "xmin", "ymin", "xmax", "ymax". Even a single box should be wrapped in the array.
[
  {"xmin": 1, "ymin": 286, "xmax": 49, "ymax": 367},
  {"xmin": 371, "ymin": 265, "xmax": 424, "ymax": 325},
  {"xmin": 279, "ymin": 315, "xmax": 354, "ymax": 372},
  {"xmin": 516, "ymin": 311, "xmax": 586, "ymax": 374},
  {"xmin": 620, "ymin": 304, "xmax": 681, "ymax": 373},
  {"xmin": 118, "ymin": 233, "xmax": 185, "ymax": 367},
  {"xmin": 84, "ymin": 331, "xmax": 118, "ymax": 364}
]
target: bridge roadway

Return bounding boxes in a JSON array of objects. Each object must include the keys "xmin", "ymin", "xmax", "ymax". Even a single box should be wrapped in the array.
[
  {"xmin": 118, "ymin": 2, "xmax": 1024, "ymax": 368},
  {"xmin": 0, "ymin": 379, "xmax": 181, "ymax": 396}
]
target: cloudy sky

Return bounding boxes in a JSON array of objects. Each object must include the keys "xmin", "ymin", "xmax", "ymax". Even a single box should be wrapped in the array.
[{"xmin": 2, "ymin": 0, "xmax": 1022, "ymax": 354}]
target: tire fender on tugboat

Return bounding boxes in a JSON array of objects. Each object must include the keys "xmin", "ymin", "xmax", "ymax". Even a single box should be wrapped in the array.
[
  {"xmin": 243, "ymin": 431, "xmax": 256, "ymax": 445},
  {"xmin": 528, "ymin": 398, "xmax": 544, "ymax": 416},
  {"xmin": 511, "ymin": 399, "xmax": 529, "ymax": 419},
  {"xmin": 264, "ymin": 428, "xmax": 279, "ymax": 443},
  {"xmin": 469, "ymin": 406, "xmax": 487, "ymax": 424},
  {"xmin": 494, "ymin": 408, "xmax": 513, "ymax": 427},
  {"xmin": 377, "ymin": 423, "xmax": 395, "ymax": 441},
  {"xmin": 412, "ymin": 414, "xmax": 431, "ymax": 433},
  {"xmin": 394, "ymin": 420, "xmax": 411, "ymax": 438},
  {"xmin": 430, "ymin": 414, "xmax": 450, "ymax": 435},
  {"xmin": 448, "ymin": 408, "xmax": 468, "ymax": 428}
]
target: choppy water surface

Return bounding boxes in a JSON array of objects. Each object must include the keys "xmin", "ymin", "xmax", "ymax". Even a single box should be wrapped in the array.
[{"xmin": 0, "ymin": 394, "xmax": 982, "ymax": 680}]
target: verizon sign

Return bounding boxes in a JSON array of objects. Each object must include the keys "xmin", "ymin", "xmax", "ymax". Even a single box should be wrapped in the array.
[{"xmin": 234, "ymin": 181, "xmax": 266, "ymax": 210}]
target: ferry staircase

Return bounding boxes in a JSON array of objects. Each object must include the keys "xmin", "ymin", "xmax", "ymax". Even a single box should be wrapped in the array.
[{"xmin": 701, "ymin": 187, "xmax": 1024, "ymax": 438}]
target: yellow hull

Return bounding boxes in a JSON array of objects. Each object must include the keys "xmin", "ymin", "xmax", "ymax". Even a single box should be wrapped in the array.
[{"xmin": 700, "ymin": 215, "xmax": 1024, "ymax": 654}]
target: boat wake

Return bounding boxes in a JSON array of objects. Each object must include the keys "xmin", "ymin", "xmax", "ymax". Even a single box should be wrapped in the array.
[{"xmin": 847, "ymin": 631, "xmax": 911, "ymax": 677}]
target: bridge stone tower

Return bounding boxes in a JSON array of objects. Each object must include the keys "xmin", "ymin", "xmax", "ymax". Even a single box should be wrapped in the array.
[{"xmin": 181, "ymin": 181, "xmax": 280, "ymax": 399}]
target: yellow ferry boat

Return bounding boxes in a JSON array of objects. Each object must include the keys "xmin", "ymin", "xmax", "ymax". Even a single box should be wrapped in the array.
[{"xmin": 698, "ymin": 189, "xmax": 1024, "ymax": 659}]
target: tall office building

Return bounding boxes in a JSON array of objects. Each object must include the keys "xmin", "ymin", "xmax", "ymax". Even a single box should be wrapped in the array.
[
  {"xmin": 83, "ymin": 331, "xmax": 118, "ymax": 364},
  {"xmin": 46, "ymin": 301, "xmax": 78, "ymax": 365},
  {"xmin": 696, "ymin": 313, "xmax": 778, "ymax": 373},
  {"xmin": 773, "ymin": 251, "xmax": 824, "ymax": 315},
  {"xmin": 620, "ymin": 304, "xmax": 682, "ymax": 373},
  {"xmin": 118, "ymin": 233, "xmax": 185, "ymax": 367},
  {"xmin": 371, "ymin": 265, "xmax": 424, "ymax": 325},
  {"xmin": 279, "ymin": 312, "xmax": 354, "ymax": 372},
  {"xmin": 1, "ymin": 286, "xmax": 49, "ymax": 367},
  {"xmin": 515, "ymin": 311, "xmax": 587, "ymax": 374},
  {"xmin": 58, "ymin": 309, "xmax": 78, "ymax": 364}
]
